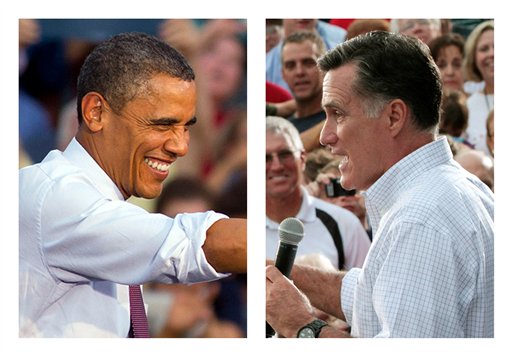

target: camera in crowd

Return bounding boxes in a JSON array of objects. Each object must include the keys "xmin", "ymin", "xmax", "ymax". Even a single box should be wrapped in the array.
[{"xmin": 325, "ymin": 177, "xmax": 356, "ymax": 198}]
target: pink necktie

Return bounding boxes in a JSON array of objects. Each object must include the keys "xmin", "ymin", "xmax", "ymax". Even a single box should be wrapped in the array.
[{"xmin": 129, "ymin": 285, "xmax": 150, "ymax": 338}]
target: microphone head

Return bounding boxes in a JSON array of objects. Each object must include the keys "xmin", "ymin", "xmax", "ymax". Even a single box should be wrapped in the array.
[{"xmin": 278, "ymin": 217, "xmax": 304, "ymax": 246}]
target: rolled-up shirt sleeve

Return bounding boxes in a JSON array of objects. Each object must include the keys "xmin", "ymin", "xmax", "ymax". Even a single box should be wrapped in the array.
[
  {"xmin": 159, "ymin": 211, "xmax": 229, "ymax": 284},
  {"xmin": 41, "ymin": 178, "xmax": 228, "ymax": 285}
]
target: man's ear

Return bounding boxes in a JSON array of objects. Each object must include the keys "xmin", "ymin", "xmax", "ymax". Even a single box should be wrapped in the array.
[
  {"xmin": 386, "ymin": 99, "xmax": 408, "ymax": 138},
  {"xmin": 81, "ymin": 92, "xmax": 106, "ymax": 132},
  {"xmin": 299, "ymin": 149, "xmax": 307, "ymax": 171}
]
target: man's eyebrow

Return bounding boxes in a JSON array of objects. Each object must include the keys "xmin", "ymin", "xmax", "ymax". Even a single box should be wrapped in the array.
[
  {"xmin": 321, "ymin": 101, "xmax": 337, "ymax": 110},
  {"xmin": 150, "ymin": 117, "xmax": 180, "ymax": 125},
  {"xmin": 149, "ymin": 117, "xmax": 197, "ymax": 126},
  {"xmin": 186, "ymin": 116, "xmax": 197, "ymax": 126},
  {"xmin": 322, "ymin": 98, "xmax": 343, "ymax": 110}
]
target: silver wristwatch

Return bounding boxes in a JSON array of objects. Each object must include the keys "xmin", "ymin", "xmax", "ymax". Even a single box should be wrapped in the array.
[{"xmin": 297, "ymin": 319, "xmax": 328, "ymax": 338}]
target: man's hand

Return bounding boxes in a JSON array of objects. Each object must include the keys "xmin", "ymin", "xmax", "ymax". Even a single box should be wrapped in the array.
[{"xmin": 266, "ymin": 265, "xmax": 316, "ymax": 338}]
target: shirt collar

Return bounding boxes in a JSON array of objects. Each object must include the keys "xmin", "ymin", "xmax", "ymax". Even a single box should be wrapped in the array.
[
  {"xmin": 62, "ymin": 138, "xmax": 125, "ymax": 201},
  {"xmin": 363, "ymin": 136, "xmax": 453, "ymax": 232},
  {"xmin": 297, "ymin": 186, "xmax": 318, "ymax": 223}
]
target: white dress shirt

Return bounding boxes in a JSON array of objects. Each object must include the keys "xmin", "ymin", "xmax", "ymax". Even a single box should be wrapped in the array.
[
  {"xmin": 266, "ymin": 187, "xmax": 370, "ymax": 270},
  {"xmin": 19, "ymin": 138, "xmax": 228, "ymax": 337},
  {"xmin": 341, "ymin": 137, "xmax": 494, "ymax": 337}
]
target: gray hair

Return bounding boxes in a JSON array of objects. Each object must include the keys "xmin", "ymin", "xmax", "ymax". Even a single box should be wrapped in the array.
[
  {"xmin": 389, "ymin": 18, "xmax": 441, "ymax": 33},
  {"xmin": 266, "ymin": 116, "xmax": 304, "ymax": 152}
]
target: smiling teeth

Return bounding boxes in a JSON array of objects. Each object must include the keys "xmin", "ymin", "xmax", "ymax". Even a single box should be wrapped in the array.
[{"xmin": 144, "ymin": 158, "xmax": 170, "ymax": 172}]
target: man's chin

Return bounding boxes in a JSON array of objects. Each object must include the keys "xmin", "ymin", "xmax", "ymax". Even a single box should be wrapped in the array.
[
  {"xmin": 339, "ymin": 177, "xmax": 355, "ymax": 191},
  {"xmin": 134, "ymin": 186, "xmax": 162, "ymax": 200}
]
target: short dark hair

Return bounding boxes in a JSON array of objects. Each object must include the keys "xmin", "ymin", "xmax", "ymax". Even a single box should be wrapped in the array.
[
  {"xmin": 318, "ymin": 31, "xmax": 443, "ymax": 131},
  {"xmin": 440, "ymin": 90, "xmax": 468, "ymax": 137},
  {"xmin": 281, "ymin": 30, "xmax": 326, "ymax": 63},
  {"xmin": 76, "ymin": 32, "xmax": 195, "ymax": 124},
  {"xmin": 155, "ymin": 176, "xmax": 214, "ymax": 214},
  {"xmin": 428, "ymin": 33, "xmax": 465, "ymax": 62}
]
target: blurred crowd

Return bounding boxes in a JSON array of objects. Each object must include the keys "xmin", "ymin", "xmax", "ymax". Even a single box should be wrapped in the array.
[{"xmin": 19, "ymin": 19, "xmax": 247, "ymax": 338}]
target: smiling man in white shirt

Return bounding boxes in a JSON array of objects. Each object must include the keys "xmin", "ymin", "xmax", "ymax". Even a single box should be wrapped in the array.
[
  {"xmin": 265, "ymin": 116, "xmax": 370, "ymax": 271},
  {"xmin": 19, "ymin": 32, "xmax": 246, "ymax": 337}
]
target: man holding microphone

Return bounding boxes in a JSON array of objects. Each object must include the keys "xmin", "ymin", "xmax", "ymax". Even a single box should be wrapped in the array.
[{"xmin": 266, "ymin": 31, "xmax": 494, "ymax": 338}]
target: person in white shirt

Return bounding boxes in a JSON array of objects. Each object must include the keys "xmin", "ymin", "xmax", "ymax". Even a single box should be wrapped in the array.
[
  {"xmin": 19, "ymin": 32, "xmax": 246, "ymax": 337},
  {"xmin": 266, "ymin": 31, "xmax": 494, "ymax": 338},
  {"xmin": 266, "ymin": 116, "xmax": 370, "ymax": 271},
  {"xmin": 463, "ymin": 20, "xmax": 494, "ymax": 156}
]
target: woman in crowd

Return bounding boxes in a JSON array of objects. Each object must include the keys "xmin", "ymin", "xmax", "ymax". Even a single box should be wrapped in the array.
[{"xmin": 463, "ymin": 20, "xmax": 494, "ymax": 156}]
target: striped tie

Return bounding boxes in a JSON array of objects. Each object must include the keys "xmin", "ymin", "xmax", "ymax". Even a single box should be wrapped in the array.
[{"xmin": 128, "ymin": 285, "xmax": 150, "ymax": 338}]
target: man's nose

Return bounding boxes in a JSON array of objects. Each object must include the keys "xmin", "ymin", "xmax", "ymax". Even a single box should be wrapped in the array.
[
  {"xmin": 319, "ymin": 119, "xmax": 336, "ymax": 147},
  {"xmin": 295, "ymin": 62, "xmax": 306, "ymax": 75},
  {"xmin": 164, "ymin": 128, "xmax": 189, "ymax": 157},
  {"xmin": 266, "ymin": 152, "xmax": 284, "ymax": 169}
]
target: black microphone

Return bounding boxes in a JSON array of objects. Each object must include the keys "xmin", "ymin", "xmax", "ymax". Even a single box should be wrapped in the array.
[
  {"xmin": 274, "ymin": 217, "xmax": 304, "ymax": 277},
  {"xmin": 266, "ymin": 217, "xmax": 304, "ymax": 338}
]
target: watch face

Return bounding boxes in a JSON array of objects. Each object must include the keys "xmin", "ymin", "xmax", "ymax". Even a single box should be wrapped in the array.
[
  {"xmin": 297, "ymin": 319, "xmax": 328, "ymax": 338},
  {"xmin": 298, "ymin": 327, "xmax": 315, "ymax": 338}
]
